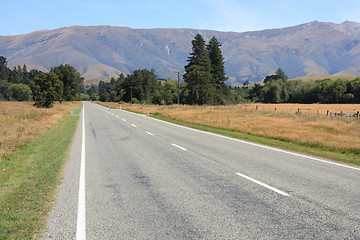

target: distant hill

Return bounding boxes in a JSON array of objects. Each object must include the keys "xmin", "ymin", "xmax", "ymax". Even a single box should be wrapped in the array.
[{"xmin": 1, "ymin": 21, "xmax": 360, "ymax": 86}]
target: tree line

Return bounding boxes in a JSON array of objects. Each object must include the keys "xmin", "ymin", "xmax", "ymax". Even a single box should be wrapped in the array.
[
  {"xmin": 246, "ymin": 68, "xmax": 360, "ymax": 104},
  {"xmin": 91, "ymin": 70, "xmax": 187, "ymax": 105},
  {"xmin": 0, "ymin": 56, "xmax": 85, "ymax": 107}
]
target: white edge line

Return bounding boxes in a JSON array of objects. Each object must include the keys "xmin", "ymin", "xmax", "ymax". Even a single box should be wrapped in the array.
[
  {"xmin": 236, "ymin": 172, "xmax": 290, "ymax": 197},
  {"xmin": 172, "ymin": 143, "xmax": 187, "ymax": 151},
  {"xmin": 76, "ymin": 103, "xmax": 86, "ymax": 240},
  {"xmin": 115, "ymin": 107, "xmax": 360, "ymax": 172},
  {"xmin": 146, "ymin": 131, "xmax": 154, "ymax": 136}
]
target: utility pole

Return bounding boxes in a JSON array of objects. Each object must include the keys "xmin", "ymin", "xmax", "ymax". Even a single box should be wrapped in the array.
[{"xmin": 173, "ymin": 71, "xmax": 183, "ymax": 104}]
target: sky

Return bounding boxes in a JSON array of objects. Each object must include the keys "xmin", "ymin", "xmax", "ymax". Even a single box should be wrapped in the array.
[{"xmin": 1, "ymin": 0, "xmax": 360, "ymax": 36}]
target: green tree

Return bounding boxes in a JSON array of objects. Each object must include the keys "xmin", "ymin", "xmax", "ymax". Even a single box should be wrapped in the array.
[
  {"xmin": 7, "ymin": 83, "xmax": 32, "ymax": 101},
  {"xmin": 51, "ymin": 64, "xmax": 84, "ymax": 101},
  {"xmin": 121, "ymin": 69, "xmax": 159, "ymax": 103},
  {"xmin": 249, "ymin": 83, "xmax": 263, "ymax": 102},
  {"xmin": 207, "ymin": 36, "xmax": 228, "ymax": 102},
  {"xmin": 315, "ymin": 78, "xmax": 347, "ymax": 103},
  {"xmin": 348, "ymin": 77, "xmax": 360, "ymax": 103},
  {"xmin": 0, "ymin": 80, "xmax": 10, "ymax": 100},
  {"xmin": 31, "ymin": 72, "xmax": 63, "ymax": 108},
  {"xmin": 90, "ymin": 93, "xmax": 99, "ymax": 101},
  {"xmin": 263, "ymin": 84, "xmax": 280, "ymax": 103},
  {"xmin": 263, "ymin": 68, "xmax": 288, "ymax": 84},
  {"xmin": 0, "ymin": 56, "xmax": 8, "ymax": 81},
  {"xmin": 86, "ymin": 84, "xmax": 99, "ymax": 96},
  {"xmin": 275, "ymin": 68, "xmax": 288, "ymax": 82},
  {"xmin": 184, "ymin": 34, "xmax": 216, "ymax": 105}
]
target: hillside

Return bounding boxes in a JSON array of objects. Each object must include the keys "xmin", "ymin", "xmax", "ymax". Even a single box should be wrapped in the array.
[{"xmin": 1, "ymin": 21, "xmax": 360, "ymax": 86}]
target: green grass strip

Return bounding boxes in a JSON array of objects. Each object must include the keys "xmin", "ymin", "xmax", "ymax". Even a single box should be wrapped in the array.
[{"xmin": 0, "ymin": 104, "xmax": 81, "ymax": 240}]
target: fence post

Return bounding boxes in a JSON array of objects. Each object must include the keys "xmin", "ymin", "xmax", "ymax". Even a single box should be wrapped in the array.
[
  {"xmin": 71, "ymin": 108, "xmax": 73, "ymax": 116},
  {"xmin": 120, "ymin": 105, "xmax": 122, "ymax": 110},
  {"xmin": 275, "ymin": 108, "xmax": 277, "ymax": 112},
  {"xmin": 256, "ymin": 106, "xmax": 258, "ymax": 111},
  {"xmin": 147, "ymin": 108, "xmax": 149, "ymax": 116},
  {"xmin": 327, "ymin": 110, "xmax": 329, "ymax": 117},
  {"xmin": 297, "ymin": 108, "xmax": 300, "ymax": 114}
]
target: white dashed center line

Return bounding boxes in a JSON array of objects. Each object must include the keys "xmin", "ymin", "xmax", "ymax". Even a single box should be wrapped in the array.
[
  {"xmin": 146, "ymin": 131, "xmax": 154, "ymax": 136},
  {"xmin": 131, "ymin": 124, "xmax": 136, "ymax": 127},
  {"xmin": 235, "ymin": 172, "xmax": 289, "ymax": 197},
  {"xmin": 172, "ymin": 143, "xmax": 187, "ymax": 151}
]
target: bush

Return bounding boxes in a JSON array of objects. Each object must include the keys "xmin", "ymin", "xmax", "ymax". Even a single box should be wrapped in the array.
[
  {"xmin": 90, "ymin": 93, "xmax": 99, "ymax": 101},
  {"xmin": 7, "ymin": 83, "xmax": 32, "ymax": 101},
  {"xmin": 80, "ymin": 93, "xmax": 90, "ymax": 101},
  {"xmin": 131, "ymin": 97, "xmax": 140, "ymax": 104}
]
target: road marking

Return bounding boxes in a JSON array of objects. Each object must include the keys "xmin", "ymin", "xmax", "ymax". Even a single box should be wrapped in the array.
[
  {"xmin": 236, "ymin": 172, "xmax": 290, "ymax": 197},
  {"xmin": 131, "ymin": 124, "xmax": 136, "ymax": 127},
  {"xmin": 122, "ymin": 119, "xmax": 126, "ymax": 122},
  {"xmin": 119, "ymin": 109, "xmax": 360, "ymax": 173},
  {"xmin": 116, "ymin": 116, "xmax": 119, "ymax": 118},
  {"xmin": 172, "ymin": 143, "xmax": 187, "ymax": 151},
  {"xmin": 146, "ymin": 131, "xmax": 154, "ymax": 136},
  {"xmin": 76, "ymin": 104, "xmax": 86, "ymax": 240}
]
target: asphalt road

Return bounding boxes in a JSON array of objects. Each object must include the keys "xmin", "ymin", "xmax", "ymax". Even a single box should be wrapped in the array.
[{"xmin": 41, "ymin": 102, "xmax": 360, "ymax": 239}]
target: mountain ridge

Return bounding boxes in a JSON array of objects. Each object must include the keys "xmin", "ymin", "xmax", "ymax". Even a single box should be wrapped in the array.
[{"xmin": 1, "ymin": 21, "xmax": 360, "ymax": 86}]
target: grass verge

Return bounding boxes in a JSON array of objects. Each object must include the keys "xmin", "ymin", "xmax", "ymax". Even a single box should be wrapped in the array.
[{"xmin": 0, "ymin": 104, "xmax": 82, "ymax": 240}]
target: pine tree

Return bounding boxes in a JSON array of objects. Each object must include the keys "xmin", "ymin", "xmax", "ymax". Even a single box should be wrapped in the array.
[
  {"xmin": 0, "ymin": 56, "xmax": 8, "ymax": 81},
  {"xmin": 184, "ymin": 34, "xmax": 216, "ymax": 105},
  {"xmin": 207, "ymin": 36, "xmax": 228, "ymax": 102}
]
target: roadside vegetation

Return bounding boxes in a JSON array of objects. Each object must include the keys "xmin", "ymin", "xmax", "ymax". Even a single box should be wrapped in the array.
[
  {"xmin": 0, "ymin": 102, "xmax": 79, "ymax": 161},
  {"xmin": 0, "ymin": 102, "xmax": 81, "ymax": 239},
  {"xmin": 100, "ymin": 102, "xmax": 360, "ymax": 166},
  {"xmin": 0, "ymin": 57, "xmax": 84, "ymax": 108}
]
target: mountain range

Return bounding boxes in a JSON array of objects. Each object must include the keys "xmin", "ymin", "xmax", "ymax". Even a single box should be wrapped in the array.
[{"xmin": 1, "ymin": 21, "xmax": 360, "ymax": 86}]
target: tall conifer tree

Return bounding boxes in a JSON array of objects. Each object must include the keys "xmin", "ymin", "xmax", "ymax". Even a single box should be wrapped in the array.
[
  {"xmin": 0, "ymin": 56, "xmax": 8, "ymax": 81},
  {"xmin": 207, "ymin": 36, "xmax": 228, "ymax": 101},
  {"xmin": 184, "ymin": 34, "xmax": 216, "ymax": 105}
]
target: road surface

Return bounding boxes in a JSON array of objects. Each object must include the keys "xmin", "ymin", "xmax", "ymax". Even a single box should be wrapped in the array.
[{"xmin": 41, "ymin": 102, "xmax": 360, "ymax": 239}]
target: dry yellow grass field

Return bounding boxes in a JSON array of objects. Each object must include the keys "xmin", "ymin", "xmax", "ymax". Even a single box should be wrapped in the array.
[
  {"xmin": 0, "ymin": 101, "xmax": 81, "ymax": 161},
  {"xmin": 102, "ymin": 102, "xmax": 360, "ymax": 155}
]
